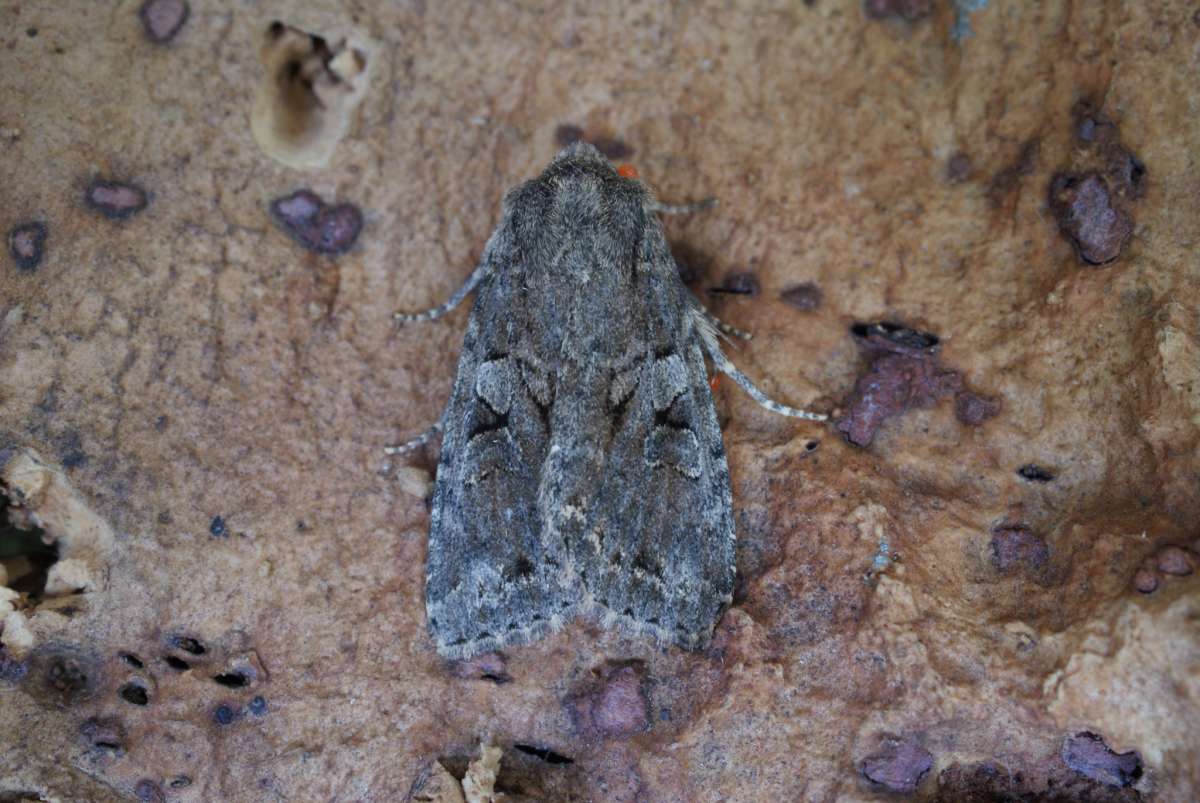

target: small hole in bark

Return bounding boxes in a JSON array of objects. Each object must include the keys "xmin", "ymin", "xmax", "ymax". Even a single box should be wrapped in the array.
[
  {"xmin": 251, "ymin": 22, "xmax": 371, "ymax": 169},
  {"xmin": 171, "ymin": 636, "xmax": 206, "ymax": 655},
  {"xmin": 0, "ymin": 492, "xmax": 57, "ymax": 601},
  {"xmin": 1017, "ymin": 464, "xmax": 1055, "ymax": 482},
  {"xmin": 212, "ymin": 671, "xmax": 250, "ymax": 688},
  {"xmin": 119, "ymin": 682, "xmax": 150, "ymax": 705},
  {"xmin": 513, "ymin": 744, "xmax": 574, "ymax": 764},
  {"xmin": 120, "ymin": 653, "xmax": 145, "ymax": 669},
  {"xmin": 163, "ymin": 655, "xmax": 190, "ymax": 671}
]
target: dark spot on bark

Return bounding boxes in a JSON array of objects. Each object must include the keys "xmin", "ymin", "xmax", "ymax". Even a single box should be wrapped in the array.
[
  {"xmin": 708, "ymin": 271, "xmax": 759, "ymax": 296},
  {"xmin": 35, "ymin": 648, "xmax": 98, "ymax": 707},
  {"xmin": 954, "ymin": 392, "xmax": 1000, "ymax": 425},
  {"xmin": 8, "ymin": 222, "xmax": 47, "ymax": 272},
  {"xmin": 566, "ymin": 662, "xmax": 649, "ymax": 739},
  {"xmin": 26, "ymin": 27, "xmax": 38, "ymax": 37},
  {"xmin": 169, "ymin": 776, "xmax": 193, "ymax": 788},
  {"xmin": 861, "ymin": 734, "xmax": 934, "ymax": 794},
  {"xmin": 863, "ymin": 0, "xmax": 932, "ymax": 21},
  {"xmin": 163, "ymin": 655, "xmax": 190, "ymax": 671},
  {"xmin": 209, "ymin": 515, "xmax": 226, "ymax": 537},
  {"xmin": 670, "ymin": 242, "xmax": 710, "ymax": 285},
  {"xmin": 1017, "ymin": 464, "xmax": 1055, "ymax": 482},
  {"xmin": 554, "ymin": 123, "xmax": 585, "ymax": 147},
  {"xmin": 448, "ymin": 651, "xmax": 512, "ymax": 684},
  {"xmin": 269, "ymin": 190, "xmax": 363, "ymax": 255},
  {"xmin": 1049, "ymin": 172, "xmax": 1132, "ymax": 265},
  {"xmin": 120, "ymin": 652, "xmax": 145, "ymax": 669},
  {"xmin": 552, "ymin": 126, "xmax": 634, "ymax": 160},
  {"xmin": 58, "ymin": 430, "xmax": 87, "ymax": 468},
  {"xmin": 780, "ymin": 282, "xmax": 823, "ymax": 311},
  {"xmin": 513, "ymin": 744, "xmax": 574, "ymax": 765},
  {"xmin": 213, "ymin": 703, "xmax": 237, "ymax": 725},
  {"xmin": 118, "ymin": 682, "xmax": 149, "ymax": 705},
  {"xmin": 80, "ymin": 716, "xmax": 126, "ymax": 754},
  {"xmin": 1132, "ymin": 568, "xmax": 1158, "ymax": 594},
  {"xmin": 1156, "ymin": 545, "xmax": 1194, "ymax": 576},
  {"xmin": 85, "ymin": 179, "xmax": 149, "ymax": 220},
  {"xmin": 139, "ymin": 0, "xmax": 190, "ymax": 44},
  {"xmin": 1062, "ymin": 732, "xmax": 1142, "ymax": 788},
  {"xmin": 248, "ymin": 695, "xmax": 268, "ymax": 716},
  {"xmin": 988, "ymin": 138, "xmax": 1040, "ymax": 202},
  {"xmin": 990, "ymin": 525, "xmax": 1049, "ymax": 573},
  {"xmin": 590, "ymin": 136, "xmax": 633, "ymax": 160},
  {"xmin": 946, "ymin": 152, "xmax": 973, "ymax": 183}
]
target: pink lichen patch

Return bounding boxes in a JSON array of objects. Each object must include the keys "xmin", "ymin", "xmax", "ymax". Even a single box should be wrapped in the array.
[
  {"xmin": 1155, "ymin": 545, "xmax": 1194, "ymax": 576},
  {"xmin": 837, "ymin": 323, "xmax": 964, "ymax": 446},
  {"xmin": 1049, "ymin": 172, "xmax": 1133, "ymax": 265},
  {"xmin": 567, "ymin": 663, "xmax": 648, "ymax": 739},
  {"xmin": 860, "ymin": 734, "xmax": 933, "ymax": 794},
  {"xmin": 945, "ymin": 152, "xmax": 973, "ymax": 183},
  {"xmin": 954, "ymin": 391, "xmax": 1000, "ymax": 425},
  {"xmin": 780, "ymin": 281, "xmax": 823, "ymax": 311},
  {"xmin": 8, "ymin": 221, "xmax": 47, "ymax": 272},
  {"xmin": 269, "ymin": 189, "xmax": 363, "ymax": 255},
  {"xmin": 1132, "ymin": 568, "xmax": 1159, "ymax": 594},
  {"xmin": 1061, "ymin": 732, "xmax": 1143, "ymax": 788},
  {"xmin": 85, "ymin": 180, "xmax": 148, "ymax": 220},
  {"xmin": 139, "ymin": 0, "xmax": 189, "ymax": 44},
  {"xmin": 990, "ymin": 526, "xmax": 1050, "ymax": 574},
  {"xmin": 134, "ymin": 779, "xmax": 165, "ymax": 802}
]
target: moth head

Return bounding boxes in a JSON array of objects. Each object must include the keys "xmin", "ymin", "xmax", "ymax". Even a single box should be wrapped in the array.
[{"xmin": 546, "ymin": 142, "xmax": 621, "ymax": 179}]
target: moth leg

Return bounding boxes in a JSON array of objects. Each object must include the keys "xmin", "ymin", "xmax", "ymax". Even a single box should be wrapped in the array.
[
  {"xmin": 384, "ymin": 418, "xmax": 443, "ymax": 455},
  {"xmin": 697, "ymin": 316, "xmax": 827, "ymax": 421},
  {"xmin": 394, "ymin": 259, "xmax": 490, "ymax": 323},
  {"xmin": 650, "ymin": 197, "xmax": 718, "ymax": 216}
]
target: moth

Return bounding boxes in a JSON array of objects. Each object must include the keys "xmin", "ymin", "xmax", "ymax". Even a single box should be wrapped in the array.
[{"xmin": 390, "ymin": 143, "xmax": 825, "ymax": 659}]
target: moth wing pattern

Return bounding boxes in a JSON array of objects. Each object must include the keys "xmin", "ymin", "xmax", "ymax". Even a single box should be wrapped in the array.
[
  {"xmin": 424, "ymin": 222, "xmax": 574, "ymax": 659},
  {"xmin": 571, "ymin": 225, "xmax": 735, "ymax": 650}
]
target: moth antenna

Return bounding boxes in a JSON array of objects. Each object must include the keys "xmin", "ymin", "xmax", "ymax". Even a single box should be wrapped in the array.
[
  {"xmin": 394, "ymin": 259, "xmax": 491, "ymax": 323},
  {"xmin": 691, "ymin": 301, "xmax": 753, "ymax": 345},
  {"xmin": 650, "ymin": 197, "xmax": 719, "ymax": 216},
  {"xmin": 694, "ymin": 309, "xmax": 827, "ymax": 421}
]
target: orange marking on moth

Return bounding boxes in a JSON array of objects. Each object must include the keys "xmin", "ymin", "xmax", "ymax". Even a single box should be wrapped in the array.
[{"xmin": 617, "ymin": 164, "xmax": 639, "ymax": 179}]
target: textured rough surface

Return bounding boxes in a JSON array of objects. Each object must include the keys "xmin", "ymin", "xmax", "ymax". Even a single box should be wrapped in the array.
[{"xmin": 0, "ymin": 1, "xmax": 1197, "ymax": 801}]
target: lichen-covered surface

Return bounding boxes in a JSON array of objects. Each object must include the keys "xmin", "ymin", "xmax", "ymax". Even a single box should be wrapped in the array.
[{"xmin": 1, "ymin": 1, "xmax": 1197, "ymax": 801}]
